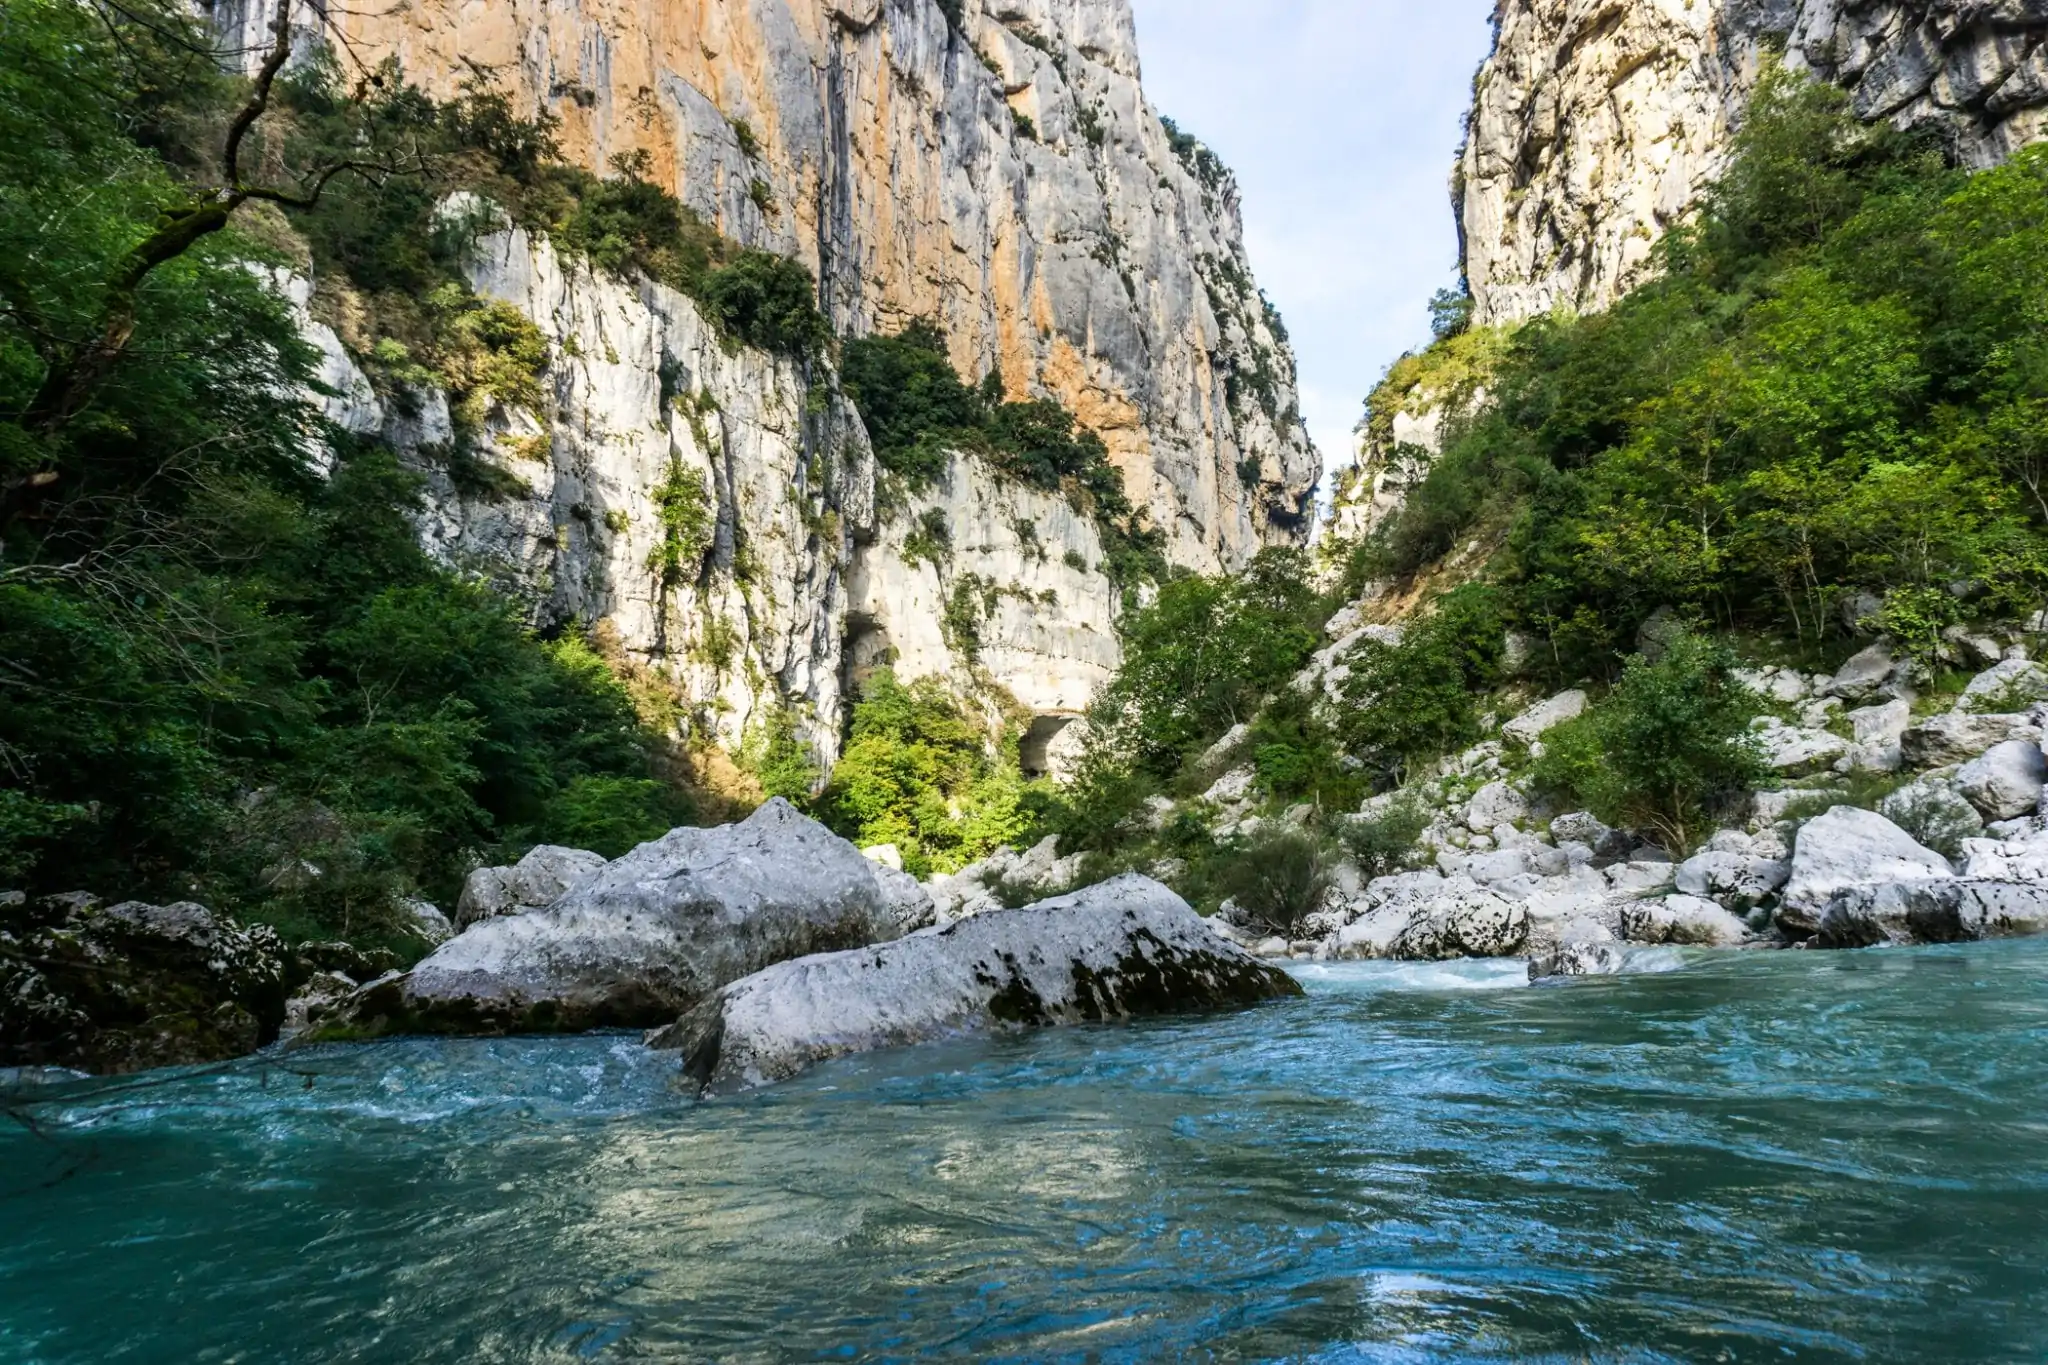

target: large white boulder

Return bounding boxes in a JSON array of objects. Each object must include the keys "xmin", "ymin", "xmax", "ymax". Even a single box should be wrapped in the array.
[
  {"xmin": 1463, "ymin": 781, "xmax": 1530, "ymax": 834},
  {"xmin": 1846, "ymin": 699, "xmax": 1912, "ymax": 772},
  {"xmin": 1389, "ymin": 885, "xmax": 1530, "ymax": 960},
  {"xmin": 1960, "ymin": 825, "xmax": 2048, "ymax": 884},
  {"xmin": 1751, "ymin": 717, "xmax": 1852, "ymax": 776},
  {"xmin": 1954, "ymin": 740, "xmax": 2048, "ymax": 821},
  {"xmin": 650, "ymin": 875, "xmax": 1301, "ymax": 1093},
  {"xmin": 1674, "ymin": 851, "xmax": 1790, "ymax": 911},
  {"xmin": 1959, "ymin": 658, "xmax": 2048, "ymax": 710},
  {"xmin": 1815, "ymin": 879, "xmax": 2048, "ymax": 949},
  {"xmin": 1779, "ymin": 807, "xmax": 1954, "ymax": 933},
  {"xmin": 1621, "ymin": 896, "xmax": 1751, "ymax": 947},
  {"xmin": 349, "ymin": 801, "xmax": 901, "ymax": 1035},
  {"xmin": 1821, "ymin": 643, "xmax": 1899, "ymax": 702},
  {"xmin": 1502, "ymin": 690, "xmax": 1588, "ymax": 746}
]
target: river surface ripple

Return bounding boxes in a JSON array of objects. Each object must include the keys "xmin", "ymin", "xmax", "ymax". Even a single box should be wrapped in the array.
[{"xmin": 3, "ymin": 942, "xmax": 2047, "ymax": 1363}]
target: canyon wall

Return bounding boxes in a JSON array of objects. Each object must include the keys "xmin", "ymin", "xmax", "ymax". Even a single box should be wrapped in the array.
[
  {"xmin": 223, "ymin": 0, "xmax": 1319, "ymax": 774},
  {"xmin": 1460, "ymin": 0, "xmax": 2048, "ymax": 327},
  {"xmin": 218, "ymin": 0, "xmax": 1317, "ymax": 566}
]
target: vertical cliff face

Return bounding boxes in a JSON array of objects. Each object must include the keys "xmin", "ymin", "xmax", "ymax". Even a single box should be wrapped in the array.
[
  {"xmin": 237, "ymin": 0, "xmax": 1316, "ymax": 567},
  {"xmin": 231, "ymin": 0, "xmax": 1318, "ymax": 775},
  {"xmin": 1460, "ymin": 0, "xmax": 2048, "ymax": 327}
]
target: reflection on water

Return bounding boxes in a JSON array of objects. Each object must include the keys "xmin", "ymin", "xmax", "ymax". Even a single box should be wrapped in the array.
[{"xmin": 3, "ymin": 943, "xmax": 2048, "ymax": 1362}]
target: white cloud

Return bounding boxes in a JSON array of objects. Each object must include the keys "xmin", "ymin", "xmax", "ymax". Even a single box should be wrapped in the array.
[{"xmin": 1126, "ymin": 0, "xmax": 1497, "ymax": 485}]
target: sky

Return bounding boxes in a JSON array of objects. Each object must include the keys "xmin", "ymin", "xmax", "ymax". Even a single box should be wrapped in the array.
[{"xmin": 1126, "ymin": 0, "xmax": 1499, "ymax": 488}]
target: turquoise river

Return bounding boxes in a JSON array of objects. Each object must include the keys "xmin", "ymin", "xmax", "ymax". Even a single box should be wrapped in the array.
[{"xmin": 3, "ymin": 942, "xmax": 2047, "ymax": 1362}]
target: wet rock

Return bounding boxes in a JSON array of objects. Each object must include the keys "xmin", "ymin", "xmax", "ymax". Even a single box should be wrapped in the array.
[
  {"xmin": 1, "ymin": 896, "xmax": 291, "ymax": 1075},
  {"xmin": 652, "ymin": 876, "xmax": 1301, "ymax": 1094},
  {"xmin": 1779, "ymin": 807, "xmax": 1954, "ymax": 934},
  {"xmin": 1390, "ymin": 885, "xmax": 1530, "ymax": 960},
  {"xmin": 1621, "ymin": 896, "xmax": 1752, "ymax": 947},
  {"xmin": 282, "ymin": 971, "xmax": 361, "ymax": 1040},
  {"xmin": 1816, "ymin": 879, "xmax": 2048, "ymax": 949},
  {"xmin": 345, "ymin": 801, "xmax": 898, "ymax": 1036},
  {"xmin": 455, "ymin": 845, "xmax": 606, "ymax": 928},
  {"xmin": 1954, "ymin": 740, "xmax": 2048, "ymax": 821},
  {"xmin": 1528, "ymin": 941, "xmax": 1630, "ymax": 979}
]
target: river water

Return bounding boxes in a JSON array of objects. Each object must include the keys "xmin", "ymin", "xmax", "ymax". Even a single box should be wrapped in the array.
[{"xmin": 3, "ymin": 943, "xmax": 2047, "ymax": 1363}]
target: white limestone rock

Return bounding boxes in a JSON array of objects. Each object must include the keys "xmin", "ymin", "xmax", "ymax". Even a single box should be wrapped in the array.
[
  {"xmin": 350, "ymin": 801, "xmax": 899, "ymax": 1035},
  {"xmin": 1960, "ymin": 825, "xmax": 2048, "ymax": 884},
  {"xmin": 1959, "ymin": 658, "xmax": 2048, "ymax": 710},
  {"xmin": 1815, "ymin": 879, "xmax": 2048, "ymax": 949},
  {"xmin": 1779, "ymin": 807, "xmax": 1955, "ymax": 934},
  {"xmin": 1954, "ymin": 740, "xmax": 2048, "ymax": 821},
  {"xmin": 1674, "ymin": 851, "xmax": 1790, "ymax": 911},
  {"xmin": 1901, "ymin": 712, "xmax": 2042, "ymax": 768},
  {"xmin": 1751, "ymin": 717, "xmax": 1853, "ymax": 777},
  {"xmin": 1502, "ymin": 690, "xmax": 1588, "ymax": 746},
  {"xmin": 456, "ymin": 845, "xmax": 607, "ymax": 929},
  {"xmin": 1463, "ymin": 781, "xmax": 1530, "ymax": 834},
  {"xmin": 1621, "ymin": 896, "xmax": 1752, "ymax": 948},
  {"xmin": 1460, "ymin": 0, "xmax": 2048, "ymax": 329},
  {"xmin": 650, "ymin": 876, "xmax": 1302, "ymax": 1094}
]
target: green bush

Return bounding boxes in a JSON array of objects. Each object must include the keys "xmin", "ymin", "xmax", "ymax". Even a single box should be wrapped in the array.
[
  {"xmin": 1334, "ymin": 584, "xmax": 1505, "ymax": 782},
  {"xmin": 1217, "ymin": 825, "xmax": 1332, "ymax": 939},
  {"xmin": 1531, "ymin": 630, "xmax": 1767, "ymax": 851},
  {"xmin": 1339, "ymin": 800, "xmax": 1428, "ymax": 881},
  {"xmin": 819, "ymin": 670, "xmax": 1027, "ymax": 876}
]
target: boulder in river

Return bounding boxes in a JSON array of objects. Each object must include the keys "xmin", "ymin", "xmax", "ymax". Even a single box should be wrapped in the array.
[
  {"xmin": 1, "ymin": 895, "xmax": 291, "ymax": 1074},
  {"xmin": 1815, "ymin": 879, "xmax": 2048, "ymax": 949},
  {"xmin": 651, "ymin": 875, "xmax": 1302, "ymax": 1094},
  {"xmin": 344, "ymin": 800, "xmax": 900, "ymax": 1036}
]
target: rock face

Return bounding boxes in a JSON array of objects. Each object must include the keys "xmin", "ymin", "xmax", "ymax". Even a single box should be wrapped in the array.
[
  {"xmin": 241, "ymin": 0, "xmax": 1317, "ymax": 574},
  {"xmin": 348, "ymin": 800, "xmax": 899, "ymax": 1035},
  {"xmin": 1, "ymin": 897, "xmax": 292, "ymax": 1074},
  {"xmin": 649, "ymin": 874, "xmax": 1301, "ymax": 1093},
  {"xmin": 1460, "ymin": 0, "xmax": 2048, "ymax": 327}
]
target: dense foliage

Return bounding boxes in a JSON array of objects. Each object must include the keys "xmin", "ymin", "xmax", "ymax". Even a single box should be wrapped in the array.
[
  {"xmin": 1355, "ymin": 66, "xmax": 2048, "ymax": 680},
  {"xmin": 1531, "ymin": 632, "xmax": 1769, "ymax": 850},
  {"xmin": 0, "ymin": 0, "xmax": 696, "ymax": 944},
  {"xmin": 819, "ymin": 670, "xmax": 1029, "ymax": 877}
]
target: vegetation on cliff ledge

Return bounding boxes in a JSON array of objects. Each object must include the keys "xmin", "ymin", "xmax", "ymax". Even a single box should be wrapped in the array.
[{"xmin": 1349, "ymin": 66, "xmax": 2048, "ymax": 684}]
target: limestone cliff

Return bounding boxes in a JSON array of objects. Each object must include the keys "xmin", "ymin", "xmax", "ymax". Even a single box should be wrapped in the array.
[
  {"xmin": 217, "ymin": 0, "xmax": 1317, "ymax": 565},
  {"xmin": 293, "ymin": 220, "xmax": 1131, "ymax": 773},
  {"xmin": 1460, "ymin": 0, "xmax": 2048, "ymax": 327}
]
